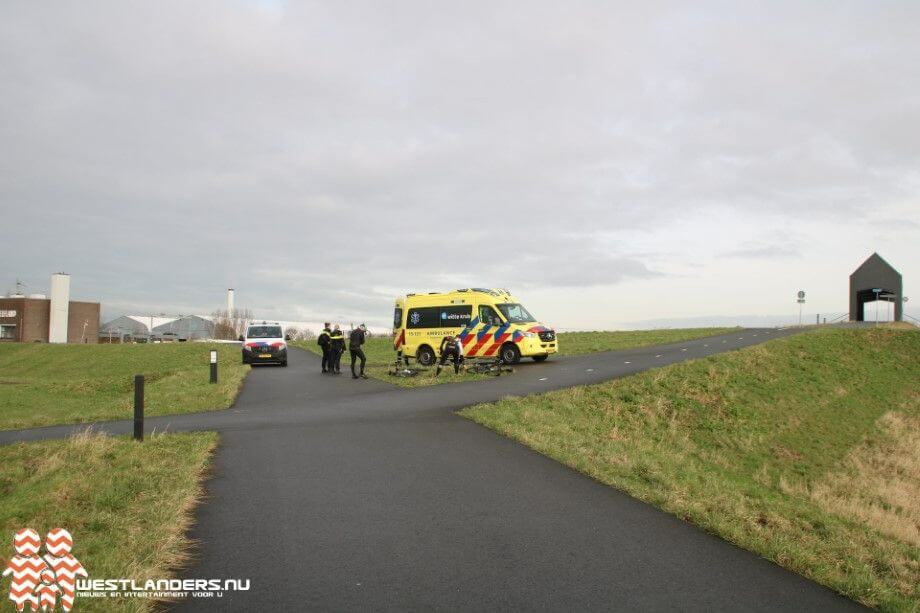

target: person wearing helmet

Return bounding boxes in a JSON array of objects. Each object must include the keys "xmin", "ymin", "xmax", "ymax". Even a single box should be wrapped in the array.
[
  {"xmin": 349, "ymin": 324, "xmax": 368, "ymax": 379},
  {"xmin": 436, "ymin": 334, "xmax": 464, "ymax": 375}
]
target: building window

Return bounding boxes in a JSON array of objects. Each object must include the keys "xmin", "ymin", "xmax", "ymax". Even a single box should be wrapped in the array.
[{"xmin": 0, "ymin": 324, "xmax": 17, "ymax": 340}]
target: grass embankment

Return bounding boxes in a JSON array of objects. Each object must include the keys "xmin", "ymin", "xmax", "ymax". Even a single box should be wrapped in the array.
[
  {"xmin": 557, "ymin": 327, "xmax": 738, "ymax": 355},
  {"xmin": 294, "ymin": 328, "xmax": 737, "ymax": 388},
  {"xmin": 463, "ymin": 327, "xmax": 920, "ymax": 611},
  {"xmin": 0, "ymin": 343, "xmax": 249, "ymax": 431},
  {"xmin": 0, "ymin": 431, "xmax": 217, "ymax": 612}
]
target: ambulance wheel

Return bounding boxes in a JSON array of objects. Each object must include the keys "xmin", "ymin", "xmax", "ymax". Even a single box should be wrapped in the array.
[
  {"xmin": 532, "ymin": 355, "xmax": 548, "ymax": 362},
  {"xmin": 500, "ymin": 343, "xmax": 521, "ymax": 365},
  {"xmin": 281, "ymin": 359, "xmax": 288, "ymax": 367},
  {"xmin": 417, "ymin": 345, "xmax": 436, "ymax": 367}
]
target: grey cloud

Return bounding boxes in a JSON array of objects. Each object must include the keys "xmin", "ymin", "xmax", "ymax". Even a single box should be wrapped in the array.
[
  {"xmin": 868, "ymin": 218, "xmax": 920, "ymax": 232},
  {"xmin": 1, "ymin": 1, "xmax": 918, "ymax": 324},
  {"xmin": 721, "ymin": 229, "xmax": 805, "ymax": 260},
  {"xmin": 721, "ymin": 245, "xmax": 802, "ymax": 260}
]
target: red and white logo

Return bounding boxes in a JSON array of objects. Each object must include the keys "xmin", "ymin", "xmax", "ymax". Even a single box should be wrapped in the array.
[{"xmin": 2, "ymin": 529, "xmax": 86, "ymax": 612}]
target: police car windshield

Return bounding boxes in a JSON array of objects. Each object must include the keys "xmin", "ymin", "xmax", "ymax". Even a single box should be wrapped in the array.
[
  {"xmin": 497, "ymin": 303, "xmax": 535, "ymax": 323},
  {"xmin": 247, "ymin": 326, "xmax": 282, "ymax": 339}
]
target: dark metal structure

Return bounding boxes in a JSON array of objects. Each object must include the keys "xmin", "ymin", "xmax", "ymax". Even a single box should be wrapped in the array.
[{"xmin": 849, "ymin": 253, "xmax": 903, "ymax": 322}]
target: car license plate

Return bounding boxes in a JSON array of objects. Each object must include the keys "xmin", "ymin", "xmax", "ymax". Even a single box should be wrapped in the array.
[{"xmin": 259, "ymin": 353, "xmax": 272, "ymax": 358}]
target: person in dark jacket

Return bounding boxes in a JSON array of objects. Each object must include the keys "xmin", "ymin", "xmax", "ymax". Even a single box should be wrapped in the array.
[
  {"xmin": 349, "ymin": 324, "xmax": 368, "ymax": 379},
  {"xmin": 317, "ymin": 323, "xmax": 332, "ymax": 373},
  {"xmin": 436, "ymin": 334, "xmax": 464, "ymax": 375},
  {"xmin": 329, "ymin": 325, "xmax": 345, "ymax": 374}
]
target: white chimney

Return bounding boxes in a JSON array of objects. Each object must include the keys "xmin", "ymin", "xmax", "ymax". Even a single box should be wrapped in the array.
[
  {"xmin": 49, "ymin": 273, "xmax": 70, "ymax": 343},
  {"xmin": 227, "ymin": 288, "xmax": 235, "ymax": 316}
]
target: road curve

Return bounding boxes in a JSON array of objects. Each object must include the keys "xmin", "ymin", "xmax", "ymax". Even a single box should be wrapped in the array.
[
  {"xmin": 0, "ymin": 329, "xmax": 863, "ymax": 611},
  {"xmin": 1, "ymin": 328, "xmax": 803, "ymax": 444}
]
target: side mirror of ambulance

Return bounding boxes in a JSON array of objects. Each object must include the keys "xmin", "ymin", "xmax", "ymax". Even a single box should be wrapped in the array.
[
  {"xmin": 285, "ymin": 334, "xmax": 292, "ymax": 341},
  {"xmin": 238, "ymin": 335, "xmax": 244, "ymax": 342}
]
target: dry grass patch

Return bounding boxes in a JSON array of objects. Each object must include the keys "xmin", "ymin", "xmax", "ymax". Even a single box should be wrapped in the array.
[
  {"xmin": 0, "ymin": 430, "xmax": 217, "ymax": 612},
  {"xmin": 811, "ymin": 409, "xmax": 920, "ymax": 547}
]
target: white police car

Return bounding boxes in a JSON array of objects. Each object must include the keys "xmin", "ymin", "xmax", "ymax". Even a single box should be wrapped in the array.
[{"xmin": 240, "ymin": 322, "xmax": 289, "ymax": 366}]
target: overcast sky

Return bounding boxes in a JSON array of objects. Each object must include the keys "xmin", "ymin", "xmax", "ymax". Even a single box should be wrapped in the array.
[{"xmin": 2, "ymin": 1, "xmax": 918, "ymax": 329}]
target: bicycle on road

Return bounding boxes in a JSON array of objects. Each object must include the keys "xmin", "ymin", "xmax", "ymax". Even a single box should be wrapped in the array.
[{"xmin": 465, "ymin": 356, "xmax": 514, "ymax": 377}]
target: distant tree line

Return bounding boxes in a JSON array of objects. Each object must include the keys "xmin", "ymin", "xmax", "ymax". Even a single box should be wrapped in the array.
[
  {"xmin": 211, "ymin": 308, "xmax": 252, "ymax": 340},
  {"xmin": 212, "ymin": 308, "xmax": 317, "ymax": 341}
]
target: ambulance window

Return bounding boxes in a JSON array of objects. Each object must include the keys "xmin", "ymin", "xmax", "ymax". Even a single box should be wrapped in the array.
[
  {"xmin": 439, "ymin": 305, "xmax": 472, "ymax": 327},
  {"xmin": 406, "ymin": 307, "xmax": 440, "ymax": 328},
  {"xmin": 497, "ymin": 303, "xmax": 535, "ymax": 323},
  {"xmin": 478, "ymin": 305, "xmax": 503, "ymax": 326},
  {"xmin": 393, "ymin": 308, "xmax": 403, "ymax": 328}
]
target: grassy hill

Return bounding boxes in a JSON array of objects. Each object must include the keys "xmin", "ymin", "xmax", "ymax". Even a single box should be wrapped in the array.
[
  {"xmin": 294, "ymin": 327, "xmax": 737, "ymax": 387},
  {"xmin": 0, "ymin": 343, "xmax": 248, "ymax": 430},
  {"xmin": 463, "ymin": 327, "xmax": 920, "ymax": 611}
]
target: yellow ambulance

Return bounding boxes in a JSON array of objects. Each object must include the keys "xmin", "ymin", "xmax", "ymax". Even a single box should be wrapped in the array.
[{"xmin": 393, "ymin": 288, "xmax": 557, "ymax": 365}]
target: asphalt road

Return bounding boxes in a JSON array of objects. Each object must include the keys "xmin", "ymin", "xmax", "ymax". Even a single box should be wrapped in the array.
[{"xmin": 0, "ymin": 329, "xmax": 864, "ymax": 611}]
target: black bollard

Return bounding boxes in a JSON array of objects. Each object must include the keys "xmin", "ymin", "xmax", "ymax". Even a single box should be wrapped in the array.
[
  {"xmin": 134, "ymin": 374, "xmax": 144, "ymax": 441},
  {"xmin": 210, "ymin": 350, "xmax": 218, "ymax": 383}
]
